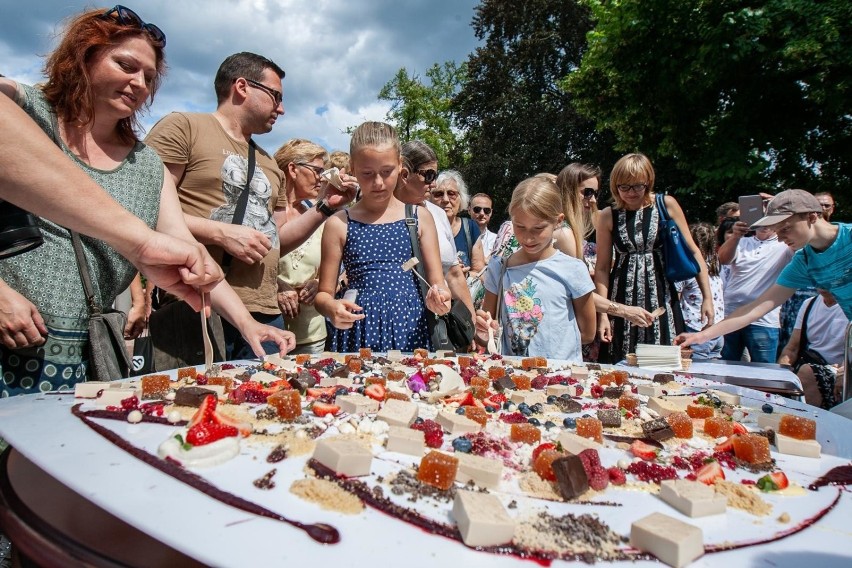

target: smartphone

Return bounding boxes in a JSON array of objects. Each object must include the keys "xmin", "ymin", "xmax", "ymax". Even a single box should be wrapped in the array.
[
  {"xmin": 342, "ymin": 289, "xmax": 358, "ymax": 303},
  {"xmin": 738, "ymin": 195, "xmax": 764, "ymax": 227}
]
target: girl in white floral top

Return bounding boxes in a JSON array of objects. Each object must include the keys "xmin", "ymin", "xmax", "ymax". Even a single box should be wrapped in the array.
[{"xmin": 675, "ymin": 223, "xmax": 726, "ymax": 360}]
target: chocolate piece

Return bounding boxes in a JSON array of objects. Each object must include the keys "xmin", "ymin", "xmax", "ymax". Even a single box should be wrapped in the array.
[
  {"xmin": 173, "ymin": 386, "xmax": 216, "ymax": 408},
  {"xmin": 598, "ymin": 408, "xmax": 622, "ymax": 428},
  {"xmin": 553, "ymin": 397, "xmax": 582, "ymax": 414},
  {"xmin": 289, "ymin": 370, "xmax": 317, "ymax": 393},
  {"xmin": 586, "ymin": 363, "xmax": 602, "ymax": 371},
  {"xmin": 552, "ymin": 455, "xmax": 589, "ymax": 500},
  {"xmin": 602, "ymin": 386, "xmax": 624, "ymax": 399},
  {"xmin": 641, "ymin": 418, "xmax": 675, "ymax": 442},
  {"xmin": 653, "ymin": 373, "xmax": 674, "ymax": 384},
  {"xmin": 331, "ymin": 364, "xmax": 350, "ymax": 378},
  {"xmin": 373, "ymin": 356, "xmax": 391, "ymax": 365},
  {"xmin": 495, "ymin": 376, "xmax": 517, "ymax": 391}
]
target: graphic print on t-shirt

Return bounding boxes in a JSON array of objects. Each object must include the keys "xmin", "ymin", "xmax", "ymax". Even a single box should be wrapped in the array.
[
  {"xmin": 210, "ymin": 153, "xmax": 279, "ymax": 248},
  {"xmin": 504, "ymin": 277, "xmax": 544, "ymax": 356}
]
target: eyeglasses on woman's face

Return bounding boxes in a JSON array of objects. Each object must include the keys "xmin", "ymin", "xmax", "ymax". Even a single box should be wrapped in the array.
[
  {"xmin": 582, "ymin": 188, "xmax": 599, "ymax": 200},
  {"xmin": 415, "ymin": 169, "xmax": 438, "ymax": 184},
  {"xmin": 616, "ymin": 183, "xmax": 648, "ymax": 194},
  {"xmin": 431, "ymin": 189, "xmax": 459, "ymax": 200},
  {"xmin": 296, "ymin": 162, "xmax": 324, "ymax": 177},
  {"xmin": 471, "ymin": 206, "xmax": 492, "ymax": 215},
  {"xmin": 245, "ymin": 79, "xmax": 283, "ymax": 107},
  {"xmin": 100, "ymin": 5, "xmax": 166, "ymax": 46}
]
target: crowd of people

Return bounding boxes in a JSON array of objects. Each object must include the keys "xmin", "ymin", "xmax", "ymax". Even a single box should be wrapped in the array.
[{"xmin": 0, "ymin": 5, "xmax": 849, "ymax": 413}]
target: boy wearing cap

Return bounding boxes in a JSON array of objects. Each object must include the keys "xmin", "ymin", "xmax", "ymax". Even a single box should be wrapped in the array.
[{"xmin": 677, "ymin": 189, "xmax": 851, "ymax": 350}]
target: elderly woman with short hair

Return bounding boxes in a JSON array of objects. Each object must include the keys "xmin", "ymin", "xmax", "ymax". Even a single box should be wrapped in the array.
[{"xmin": 429, "ymin": 170, "xmax": 480, "ymax": 272}]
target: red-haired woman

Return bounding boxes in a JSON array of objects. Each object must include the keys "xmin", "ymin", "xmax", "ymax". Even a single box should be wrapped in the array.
[{"xmin": 0, "ymin": 6, "xmax": 292, "ymax": 395}]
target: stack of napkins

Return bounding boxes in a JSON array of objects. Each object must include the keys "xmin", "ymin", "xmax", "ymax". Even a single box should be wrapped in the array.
[{"xmin": 635, "ymin": 344, "xmax": 682, "ymax": 370}]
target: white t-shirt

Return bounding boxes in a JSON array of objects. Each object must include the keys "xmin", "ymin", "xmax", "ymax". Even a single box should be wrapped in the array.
[
  {"xmin": 794, "ymin": 296, "xmax": 847, "ymax": 364},
  {"xmin": 723, "ymin": 235, "xmax": 793, "ymax": 327},
  {"xmin": 424, "ymin": 200, "xmax": 458, "ymax": 274},
  {"xmin": 484, "ymin": 251, "xmax": 595, "ymax": 362},
  {"xmin": 480, "ymin": 229, "xmax": 498, "ymax": 259}
]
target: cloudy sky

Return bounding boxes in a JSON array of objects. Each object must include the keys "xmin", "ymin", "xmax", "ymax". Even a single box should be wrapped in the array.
[{"xmin": 0, "ymin": 0, "xmax": 482, "ymax": 153}]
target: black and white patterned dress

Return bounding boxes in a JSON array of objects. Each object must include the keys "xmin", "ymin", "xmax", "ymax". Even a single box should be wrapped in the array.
[{"xmin": 602, "ymin": 202, "xmax": 683, "ymax": 363}]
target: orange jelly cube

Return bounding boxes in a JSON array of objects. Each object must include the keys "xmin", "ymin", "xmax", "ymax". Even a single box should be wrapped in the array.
[
  {"xmin": 618, "ymin": 394, "xmax": 640, "ymax": 413},
  {"xmin": 778, "ymin": 415, "xmax": 817, "ymax": 441},
  {"xmin": 613, "ymin": 370, "xmax": 630, "ymax": 386},
  {"xmin": 521, "ymin": 357, "xmax": 536, "ymax": 370},
  {"xmin": 385, "ymin": 370, "xmax": 406, "ymax": 381},
  {"xmin": 295, "ymin": 353, "xmax": 312, "ymax": 365},
  {"xmin": 534, "ymin": 356, "xmax": 548, "ymax": 368},
  {"xmin": 598, "ymin": 372, "xmax": 617, "ymax": 386},
  {"xmin": 532, "ymin": 449, "xmax": 563, "ymax": 481},
  {"xmin": 488, "ymin": 366, "xmax": 506, "ymax": 380},
  {"xmin": 457, "ymin": 356, "xmax": 474, "ymax": 368},
  {"xmin": 463, "ymin": 406, "xmax": 488, "ymax": 426},
  {"xmin": 513, "ymin": 375, "xmax": 532, "ymax": 390},
  {"xmin": 510, "ymin": 423, "xmax": 542, "ymax": 445},
  {"xmin": 470, "ymin": 386, "xmax": 489, "ymax": 399},
  {"xmin": 414, "ymin": 348, "xmax": 429, "ymax": 358},
  {"xmin": 469, "ymin": 376, "xmax": 489, "ymax": 389},
  {"xmin": 206, "ymin": 376, "xmax": 234, "ymax": 392},
  {"xmin": 703, "ymin": 417, "xmax": 734, "ymax": 439},
  {"xmin": 347, "ymin": 358, "xmax": 363, "ymax": 373},
  {"xmin": 666, "ymin": 411, "xmax": 693, "ymax": 438},
  {"xmin": 177, "ymin": 367, "xmax": 197, "ymax": 381},
  {"xmin": 141, "ymin": 374, "xmax": 171, "ymax": 399},
  {"xmin": 686, "ymin": 404, "xmax": 714, "ymax": 419},
  {"xmin": 576, "ymin": 417, "xmax": 603, "ymax": 443},
  {"xmin": 359, "ymin": 348, "xmax": 372, "ymax": 359},
  {"xmin": 267, "ymin": 389, "xmax": 302, "ymax": 421},
  {"xmin": 365, "ymin": 376, "xmax": 387, "ymax": 387},
  {"xmin": 732, "ymin": 433, "xmax": 771, "ymax": 464},
  {"xmin": 417, "ymin": 451, "xmax": 459, "ymax": 490},
  {"xmin": 385, "ymin": 391, "xmax": 411, "ymax": 402}
]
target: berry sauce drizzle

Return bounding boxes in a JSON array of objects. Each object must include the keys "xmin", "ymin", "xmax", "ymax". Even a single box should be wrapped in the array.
[
  {"xmin": 72, "ymin": 404, "xmax": 339, "ymax": 544},
  {"xmin": 808, "ymin": 464, "xmax": 852, "ymax": 491}
]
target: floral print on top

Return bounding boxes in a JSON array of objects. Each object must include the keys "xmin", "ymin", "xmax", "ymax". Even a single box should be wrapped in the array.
[{"xmin": 505, "ymin": 278, "xmax": 544, "ymax": 356}]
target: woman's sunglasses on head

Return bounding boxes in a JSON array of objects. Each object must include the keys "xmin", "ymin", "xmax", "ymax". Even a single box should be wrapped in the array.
[
  {"xmin": 415, "ymin": 169, "xmax": 438, "ymax": 183},
  {"xmin": 100, "ymin": 5, "xmax": 166, "ymax": 46},
  {"xmin": 471, "ymin": 206, "xmax": 492, "ymax": 215}
]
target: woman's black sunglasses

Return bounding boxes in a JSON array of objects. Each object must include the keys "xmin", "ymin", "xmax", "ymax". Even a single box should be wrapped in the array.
[
  {"xmin": 582, "ymin": 188, "xmax": 599, "ymax": 199},
  {"xmin": 415, "ymin": 169, "xmax": 438, "ymax": 184},
  {"xmin": 100, "ymin": 5, "xmax": 166, "ymax": 46}
]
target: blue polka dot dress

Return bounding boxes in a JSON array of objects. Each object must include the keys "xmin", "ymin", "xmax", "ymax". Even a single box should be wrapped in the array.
[{"xmin": 330, "ymin": 211, "xmax": 430, "ymax": 352}]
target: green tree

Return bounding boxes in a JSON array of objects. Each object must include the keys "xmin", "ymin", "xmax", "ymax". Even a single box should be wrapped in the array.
[
  {"xmin": 378, "ymin": 62, "xmax": 467, "ymax": 168},
  {"xmin": 566, "ymin": 0, "xmax": 852, "ymax": 219},
  {"xmin": 452, "ymin": 0, "xmax": 615, "ymax": 220}
]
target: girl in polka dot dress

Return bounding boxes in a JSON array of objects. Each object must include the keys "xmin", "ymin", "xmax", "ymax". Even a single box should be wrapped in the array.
[{"xmin": 315, "ymin": 122, "xmax": 450, "ymax": 352}]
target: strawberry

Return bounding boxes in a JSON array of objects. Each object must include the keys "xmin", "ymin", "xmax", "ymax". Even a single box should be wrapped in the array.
[
  {"xmin": 531, "ymin": 442, "xmax": 557, "ymax": 463},
  {"xmin": 732, "ymin": 421, "xmax": 748, "ymax": 435},
  {"xmin": 756, "ymin": 471, "xmax": 789, "ymax": 492},
  {"xmin": 364, "ymin": 383, "xmax": 386, "ymax": 401},
  {"xmin": 311, "ymin": 401, "xmax": 340, "ymax": 417},
  {"xmin": 186, "ymin": 422, "xmax": 238, "ymax": 446},
  {"xmin": 188, "ymin": 394, "xmax": 218, "ymax": 428},
  {"xmin": 306, "ymin": 387, "xmax": 336, "ymax": 400},
  {"xmin": 714, "ymin": 437, "xmax": 735, "ymax": 453},
  {"xmin": 213, "ymin": 411, "xmax": 253, "ymax": 437},
  {"xmin": 694, "ymin": 460, "xmax": 725, "ymax": 485},
  {"xmin": 489, "ymin": 393, "xmax": 507, "ymax": 404},
  {"xmin": 630, "ymin": 440, "xmax": 659, "ymax": 461}
]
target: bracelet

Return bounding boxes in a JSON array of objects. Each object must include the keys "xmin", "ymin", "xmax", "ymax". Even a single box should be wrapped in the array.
[
  {"xmin": 315, "ymin": 199, "xmax": 337, "ymax": 217},
  {"xmin": 606, "ymin": 302, "xmax": 619, "ymax": 316}
]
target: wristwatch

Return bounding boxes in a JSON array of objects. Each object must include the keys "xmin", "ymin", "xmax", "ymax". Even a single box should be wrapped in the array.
[{"xmin": 315, "ymin": 199, "xmax": 336, "ymax": 217}]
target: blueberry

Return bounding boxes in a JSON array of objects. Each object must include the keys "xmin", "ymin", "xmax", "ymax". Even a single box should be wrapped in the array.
[
  {"xmin": 356, "ymin": 386, "xmax": 365, "ymax": 394},
  {"xmin": 547, "ymin": 395, "xmax": 557, "ymax": 404},
  {"xmin": 503, "ymin": 401, "xmax": 514, "ymax": 410},
  {"xmin": 518, "ymin": 402, "xmax": 529, "ymax": 410},
  {"xmin": 520, "ymin": 406, "xmax": 533, "ymax": 416},
  {"xmin": 527, "ymin": 417, "xmax": 541, "ymax": 426},
  {"xmin": 762, "ymin": 403, "xmax": 774, "ymax": 414},
  {"xmin": 544, "ymin": 420, "xmax": 556, "ymax": 430},
  {"xmin": 560, "ymin": 393, "xmax": 572, "ymax": 400},
  {"xmin": 582, "ymin": 413, "xmax": 591, "ymax": 418},
  {"xmin": 334, "ymin": 387, "xmax": 349, "ymax": 397},
  {"xmin": 456, "ymin": 407, "xmax": 467, "ymax": 415},
  {"xmin": 414, "ymin": 417, "xmax": 424, "ymax": 424},
  {"xmin": 485, "ymin": 405, "xmax": 495, "ymax": 413},
  {"xmin": 452, "ymin": 437, "xmax": 473, "ymax": 453},
  {"xmin": 563, "ymin": 417, "xmax": 576, "ymax": 428},
  {"xmin": 531, "ymin": 403, "xmax": 543, "ymax": 413}
]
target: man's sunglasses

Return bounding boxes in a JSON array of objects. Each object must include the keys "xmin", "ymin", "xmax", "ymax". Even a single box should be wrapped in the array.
[
  {"xmin": 471, "ymin": 206, "xmax": 492, "ymax": 215},
  {"xmin": 415, "ymin": 169, "xmax": 438, "ymax": 183},
  {"xmin": 100, "ymin": 5, "xmax": 166, "ymax": 46},
  {"xmin": 246, "ymin": 79, "xmax": 283, "ymax": 107},
  {"xmin": 582, "ymin": 188, "xmax": 599, "ymax": 199}
]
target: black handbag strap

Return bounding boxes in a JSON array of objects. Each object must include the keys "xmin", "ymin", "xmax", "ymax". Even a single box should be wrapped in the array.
[
  {"xmin": 798, "ymin": 296, "xmax": 818, "ymax": 358},
  {"xmin": 404, "ymin": 204, "xmax": 431, "ymax": 300},
  {"xmin": 70, "ymin": 231, "xmax": 103, "ymax": 317},
  {"xmin": 220, "ymin": 140, "xmax": 257, "ymax": 273},
  {"xmin": 461, "ymin": 217, "xmax": 473, "ymax": 257},
  {"xmin": 494, "ymin": 256, "xmax": 508, "ymax": 345}
]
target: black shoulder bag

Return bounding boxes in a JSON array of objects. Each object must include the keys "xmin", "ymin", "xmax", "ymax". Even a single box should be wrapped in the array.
[
  {"xmin": 71, "ymin": 233, "xmax": 131, "ymax": 381},
  {"xmin": 404, "ymin": 204, "xmax": 475, "ymax": 352}
]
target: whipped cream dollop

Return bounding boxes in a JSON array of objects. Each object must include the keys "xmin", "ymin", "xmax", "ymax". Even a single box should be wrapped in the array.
[{"xmin": 158, "ymin": 428, "xmax": 240, "ymax": 468}]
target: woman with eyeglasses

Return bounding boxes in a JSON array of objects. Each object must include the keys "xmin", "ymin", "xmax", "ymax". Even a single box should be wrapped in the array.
[
  {"xmin": 594, "ymin": 153, "xmax": 712, "ymax": 363},
  {"xmin": 429, "ymin": 171, "xmax": 480, "ymax": 273},
  {"xmin": 0, "ymin": 6, "xmax": 294, "ymax": 396},
  {"xmin": 274, "ymin": 139, "xmax": 330, "ymax": 354}
]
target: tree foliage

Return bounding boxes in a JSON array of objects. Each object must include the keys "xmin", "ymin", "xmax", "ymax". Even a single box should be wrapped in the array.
[
  {"xmin": 378, "ymin": 62, "xmax": 467, "ymax": 168},
  {"xmin": 566, "ymin": 0, "xmax": 852, "ymax": 217},
  {"xmin": 451, "ymin": 0, "xmax": 615, "ymax": 219}
]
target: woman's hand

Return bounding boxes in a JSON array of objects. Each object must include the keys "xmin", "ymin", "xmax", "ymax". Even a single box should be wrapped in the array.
[
  {"xmin": 425, "ymin": 285, "xmax": 451, "ymax": 315},
  {"xmin": 597, "ymin": 314, "xmax": 612, "ymax": 343},
  {"xmin": 0, "ymin": 283, "xmax": 48, "ymax": 349},
  {"xmin": 240, "ymin": 320, "xmax": 297, "ymax": 357},
  {"xmin": 298, "ymin": 279, "xmax": 319, "ymax": 306},
  {"xmin": 124, "ymin": 302, "xmax": 147, "ymax": 339},
  {"xmin": 623, "ymin": 305, "xmax": 654, "ymax": 327},
  {"xmin": 700, "ymin": 298, "xmax": 715, "ymax": 327},
  {"xmin": 327, "ymin": 299, "xmax": 365, "ymax": 330}
]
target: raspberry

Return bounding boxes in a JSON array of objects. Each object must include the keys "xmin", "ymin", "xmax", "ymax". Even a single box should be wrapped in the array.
[
  {"xmin": 244, "ymin": 389, "xmax": 269, "ymax": 404},
  {"xmin": 587, "ymin": 466, "xmax": 609, "ymax": 491},
  {"xmin": 530, "ymin": 375, "xmax": 548, "ymax": 390},
  {"xmin": 120, "ymin": 395, "xmax": 139, "ymax": 411},
  {"xmin": 499, "ymin": 412, "xmax": 529, "ymax": 424},
  {"xmin": 220, "ymin": 363, "xmax": 235, "ymax": 370},
  {"xmin": 577, "ymin": 448, "xmax": 601, "ymax": 472},
  {"xmin": 196, "ymin": 375, "xmax": 208, "ymax": 385},
  {"xmin": 626, "ymin": 461, "xmax": 679, "ymax": 483},
  {"xmin": 590, "ymin": 384, "xmax": 604, "ymax": 399},
  {"xmin": 607, "ymin": 467, "xmax": 627, "ymax": 485},
  {"xmin": 423, "ymin": 430, "xmax": 443, "ymax": 448},
  {"xmin": 574, "ymin": 384, "xmax": 584, "ymax": 396}
]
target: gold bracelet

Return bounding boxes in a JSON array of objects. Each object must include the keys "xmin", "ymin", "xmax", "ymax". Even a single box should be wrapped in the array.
[{"xmin": 606, "ymin": 302, "xmax": 619, "ymax": 316}]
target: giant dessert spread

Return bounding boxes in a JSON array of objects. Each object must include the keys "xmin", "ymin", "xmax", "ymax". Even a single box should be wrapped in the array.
[{"xmin": 71, "ymin": 351, "xmax": 852, "ymax": 567}]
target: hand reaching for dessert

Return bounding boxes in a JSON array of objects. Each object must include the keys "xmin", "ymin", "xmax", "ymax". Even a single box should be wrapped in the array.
[
  {"xmin": 0, "ymin": 281, "xmax": 48, "ymax": 349},
  {"xmin": 241, "ymin": 321, "xmax": 296, "ymax": 357},
  {"xmin": 425, "ymin": 285, "xmax": 451, "ymax": 315},
  {"xmin": 328, "ymin": 299, "xmax": 365, "ymax": 330}
]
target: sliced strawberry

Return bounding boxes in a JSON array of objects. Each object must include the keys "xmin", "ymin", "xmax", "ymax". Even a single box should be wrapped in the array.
[
  {"xmin": 489, "ymin": 393, "xmax": 507, "ymax": 404},
  {"xmin": 630, "ymin": 440, "xmax": 659, "ymax": 461},
  {"xmin": 311, "ymin": 401, "xmax": 341, "ymax": 417},
  {"xmin": 531, "ymin": 442, "xmax": 557, "ymax": 463},
  {"xmin": 714, "ymin": 437, "xmax": 735, "ymax": 453},
  {"xmin": 756, "ymin": 471, "xmax": 789, "ymax": 492},
  {"xmin": 188, "ymin": 394, "xmax": 217, "ymax": 428},
  {"xmin": 482, "ymin": 398, "xmax": 501, "ymax": 411},
  {"xmin": 213, "ymin": 411, "xmax": 252, "ymax": 437},
  {"xmin": 186, "ymin": 422, "xmax": 238, "ymax": 446},
  {"xmin": 306, "ymin": 387, "xmax": 336, "ymax": 400},
  {"xmin": 364, "ymin": 383, "xmax": 386, "ymax": 401},
  {"xmin": 732, "ymin": 421, "xmax": 748, "ymax": 435},
  {"xmin": 695, "ymin": 460, "xmax": 725, "ymax": 485}
]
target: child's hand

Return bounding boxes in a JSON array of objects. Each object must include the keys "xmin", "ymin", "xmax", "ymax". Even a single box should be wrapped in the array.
[
  {"xmin": 597, "ymin": 314, "xmax": 612, "ymax": 343},
  {"xmin": 425, "ymin": 285, "xmax": 451, "ymax": 315},
  {"xmin": 474, "ymin": 309, "xmax": 498, "ymax": 340},
  {"xmin": 700, "ymin": 298, "xmax": 714, "ymax": 327},
  {"xmin": 674, "ymin": 331, "xmax": 698, "ymax": 347},
  {"xmin": 328, "ymin": 299, "xmax": 364, "ymax": 329}
]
